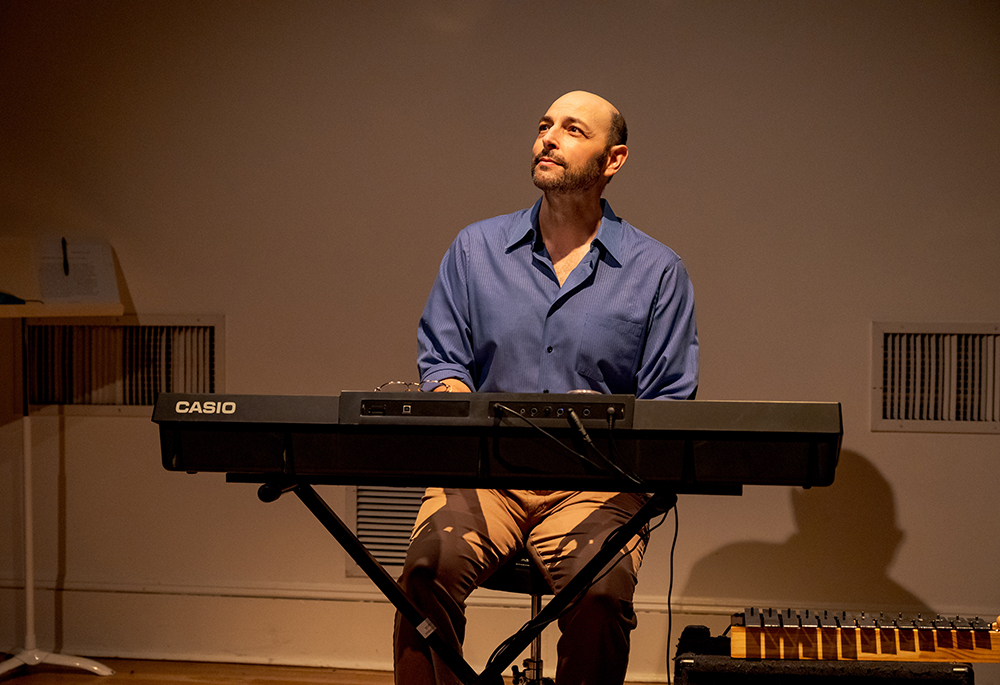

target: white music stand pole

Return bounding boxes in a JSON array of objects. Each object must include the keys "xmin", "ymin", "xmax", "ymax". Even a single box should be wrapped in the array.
[{"xmin": 0, "ymin": 315, "xmax": 114, "ymax": 677}]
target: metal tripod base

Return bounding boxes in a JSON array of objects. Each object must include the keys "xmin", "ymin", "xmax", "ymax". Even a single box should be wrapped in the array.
[
  {"xmin": 512, "ymin": 657, "xmax": 555, "ymax": 685},
  {"xmin": 0, "ymin": 648, "xmax": 115, "ymax": 677}
]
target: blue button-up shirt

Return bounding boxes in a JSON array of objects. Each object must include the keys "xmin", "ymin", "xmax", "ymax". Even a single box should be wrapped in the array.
[{"xmin": 418, "ymin": 199, "xmax": 698, "ymax": 400}]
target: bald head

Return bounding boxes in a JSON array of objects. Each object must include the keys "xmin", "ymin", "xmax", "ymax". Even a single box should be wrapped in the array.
[{"xmin": 547, "ymin": 91, "xmax": 627, "ymax": 148}]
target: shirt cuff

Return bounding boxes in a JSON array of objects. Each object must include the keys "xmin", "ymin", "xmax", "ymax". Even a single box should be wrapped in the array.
[{"xmin": 421, "ymin": 366, "xmax": 474, "ymax": 388}]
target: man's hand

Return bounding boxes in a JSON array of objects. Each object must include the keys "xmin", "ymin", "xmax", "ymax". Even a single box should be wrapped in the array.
[{"xmin": 434, "ymin": 379, "xmax": 472, "ymax": 393}]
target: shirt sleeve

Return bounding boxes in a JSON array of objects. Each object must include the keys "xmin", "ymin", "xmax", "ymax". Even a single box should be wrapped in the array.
[
  {"xmin": 417, "ymin": 233, "xmax": 477, "ymax": 389},
  {"xmin": 635, "ymin": 258, "xmax": 699, "ymax": 400}
]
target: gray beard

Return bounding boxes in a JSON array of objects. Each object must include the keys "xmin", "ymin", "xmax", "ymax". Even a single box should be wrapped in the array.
[{"xmin": 531, "ymin": 149, "xmax": 608, "ymax": 194}]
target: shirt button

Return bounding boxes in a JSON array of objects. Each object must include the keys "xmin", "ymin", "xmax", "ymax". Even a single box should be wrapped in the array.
[{"xmin": 546, "ymin": 346, "xmax": 553, "ymax": 353}]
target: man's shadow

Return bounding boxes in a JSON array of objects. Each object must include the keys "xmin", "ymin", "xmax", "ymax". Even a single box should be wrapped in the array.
[{"xmin": 682, "ymin": 450, "xmax": 932, "ymax": 613}]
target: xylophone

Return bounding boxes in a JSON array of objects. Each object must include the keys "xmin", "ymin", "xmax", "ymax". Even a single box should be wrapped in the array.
[{"xmin": 731, "ymin": 608, "xmax": 1000, "ymax": 663}]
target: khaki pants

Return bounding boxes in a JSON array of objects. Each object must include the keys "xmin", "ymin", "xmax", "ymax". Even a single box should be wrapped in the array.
[{"xmin": 393, "ymin": 488, "xmax": 648, "ymax": 685}]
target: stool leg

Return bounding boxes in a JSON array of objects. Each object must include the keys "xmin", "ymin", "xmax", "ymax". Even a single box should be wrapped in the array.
[
  {"xmin": 516, "ymin": 594, "xmax": 553, "ymax": 685},
  {"xmin": 529, "ymin": 594, "xmax": 542, "ymax": 676}
]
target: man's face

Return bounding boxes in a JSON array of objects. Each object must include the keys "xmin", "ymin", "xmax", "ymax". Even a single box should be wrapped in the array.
[{"xmin": 531, "ymin": 92, "xmax": 615, "ymax": 194}]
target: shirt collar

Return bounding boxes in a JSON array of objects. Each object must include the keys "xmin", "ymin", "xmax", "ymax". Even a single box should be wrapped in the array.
[{"xmin": 505, "ymin": 198, "xmax": 624, "ymax": 266}]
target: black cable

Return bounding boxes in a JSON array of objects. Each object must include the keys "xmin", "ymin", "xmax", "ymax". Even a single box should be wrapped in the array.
[
  {"xmin": 493, "ymin": 402, "xmax": 643, "ymax": 486},
  {"xmin": 485, "ymin": 402, "xmax": 662, "ymax": 674},
  {"xmin": 566, "ymin": 408, "xmax": 643, "ymax": 486},
  {"xmin": 586, "ymin": 508, "xmax": 669, "ymax": 589},
  {"xmin": 666, "ymin": 503, "xmax": 679, "ymax": 685},
  {"xmin": 492, "ymin": 403, "xmax": 617, "ymax": 476},
  {"xmin": 603, "ymin": 407, "xmax": 643, "ymax": 485},
  {"xmin": 484, "ymin": 505, "xmax": 672, "ymax": 671}
]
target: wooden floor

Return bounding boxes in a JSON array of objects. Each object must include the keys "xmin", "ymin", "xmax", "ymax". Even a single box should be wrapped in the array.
[
  {"xmin": 1, "ymin": 659, "xmax": 397, "ymax": 684},
  {"xmin": 0, "ymin": 658, "xmax": 667, "ymax": 684}
]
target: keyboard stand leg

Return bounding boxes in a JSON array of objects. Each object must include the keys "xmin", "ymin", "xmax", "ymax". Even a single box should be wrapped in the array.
[
  {"xmin": 263, "ymin": 482, "xmax": 481, "ymax": 685},
  {"xmin": 473, "ymin": 491, "xmax": 677, "ymax": 685},
  {"xmin": 259, "ymin": 483, "xmax": 673, "ymax": 685}
]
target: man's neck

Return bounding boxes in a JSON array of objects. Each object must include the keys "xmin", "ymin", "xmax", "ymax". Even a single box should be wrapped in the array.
[
  {"xmin": 537, "ymin": 190, "xmax": 606, "ymax": 286},
  {"xmin": 538, "ymin": 191, "xmax": 604, "ymax": 262}
]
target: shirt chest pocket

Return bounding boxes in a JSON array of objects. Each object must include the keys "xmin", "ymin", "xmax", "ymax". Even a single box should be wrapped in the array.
[{"xmin": 575, "ymin": 313, "xmax": 644, "ymax": 390}]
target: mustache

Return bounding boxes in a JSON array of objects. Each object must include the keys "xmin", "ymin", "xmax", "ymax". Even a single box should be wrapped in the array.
[{"xmin": 532, "ymin": 150, "xmax": 564, "ymax": 167}]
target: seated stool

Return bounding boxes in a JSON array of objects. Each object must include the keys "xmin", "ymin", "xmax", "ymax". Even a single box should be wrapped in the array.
[{"xmin": 480, "ymin": 549, "xmax": 555, "ymax": 685}]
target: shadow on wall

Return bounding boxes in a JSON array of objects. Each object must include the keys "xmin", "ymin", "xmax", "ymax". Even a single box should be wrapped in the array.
[{"xmin": 683, "ymin": 450, "xmax": 932, "ymax": 614}]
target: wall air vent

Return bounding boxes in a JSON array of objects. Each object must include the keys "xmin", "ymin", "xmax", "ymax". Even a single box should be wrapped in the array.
[
  {"xmin": 872, "ymin": 322, "xmax": 999, "ymax": 433},
  {"xmin": 26, "ymin": 315, "xmax": 224, "ymax": 411},
  {"xmin": 352, "ymin": 486, "xmax": 423, "ymax": 569}
]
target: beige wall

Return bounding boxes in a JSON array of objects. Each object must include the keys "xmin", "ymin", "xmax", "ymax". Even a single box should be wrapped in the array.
[{"xmin": 2, "ymin": 1, "xmax": 998, "ymax": 681}]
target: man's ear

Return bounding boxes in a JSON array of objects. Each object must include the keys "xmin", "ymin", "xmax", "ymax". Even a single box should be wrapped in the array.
[{"xmin": 604, "ymin": 144, "xmax": 629, "ymax": 178}]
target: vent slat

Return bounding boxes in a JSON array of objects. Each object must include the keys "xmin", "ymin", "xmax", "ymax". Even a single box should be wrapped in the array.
[{"xmin": 874, "ymin": 323, "xmax": 1000, "ymax": 433}]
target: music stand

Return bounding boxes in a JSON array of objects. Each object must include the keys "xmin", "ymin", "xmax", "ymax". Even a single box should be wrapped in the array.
[{"xmin": 1, "ymin": 303, "xmax": 122, "ymax": 678}]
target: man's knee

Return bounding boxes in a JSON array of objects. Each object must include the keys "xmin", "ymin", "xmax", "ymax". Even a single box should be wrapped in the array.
[
  {"xmin": 559, "ymin": 562, "xmax": 638, "ymax": 632},
  {"xmin": 573, "ymin": 586, "xmax": 636, "ymax": 623},
  {"xmin": 400, "ymin": 537, "xmax": 479, "ymax": 601}
]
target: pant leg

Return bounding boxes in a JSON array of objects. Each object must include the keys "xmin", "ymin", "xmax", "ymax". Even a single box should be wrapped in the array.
[
  {"xmin": 393, "ymin": 488, "xmax": 525, "ymax": 685},
  {"xmin": 527, "ymin": 491, "xmax": 649, "ymax": 685}
]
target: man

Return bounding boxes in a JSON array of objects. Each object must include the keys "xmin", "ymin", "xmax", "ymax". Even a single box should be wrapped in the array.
[{"xmin": 394, "ymin": 91, "xmax": 699, "ymax": 685}]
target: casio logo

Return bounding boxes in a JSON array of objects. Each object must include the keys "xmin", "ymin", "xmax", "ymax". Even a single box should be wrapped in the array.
[{"xmin": 175, "ymin": 400, "xmax": 236, "ymax": 415}]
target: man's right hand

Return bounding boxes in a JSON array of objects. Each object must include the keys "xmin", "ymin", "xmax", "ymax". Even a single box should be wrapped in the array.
[{"xmin": 434, "ymin": 379, "xmax": 472, "ymax": 393}]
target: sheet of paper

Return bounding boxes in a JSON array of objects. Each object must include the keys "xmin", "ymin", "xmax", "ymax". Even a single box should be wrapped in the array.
[{"xmin": 38, "ymin": 237, "xmax": 120, "ymax": 304}]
